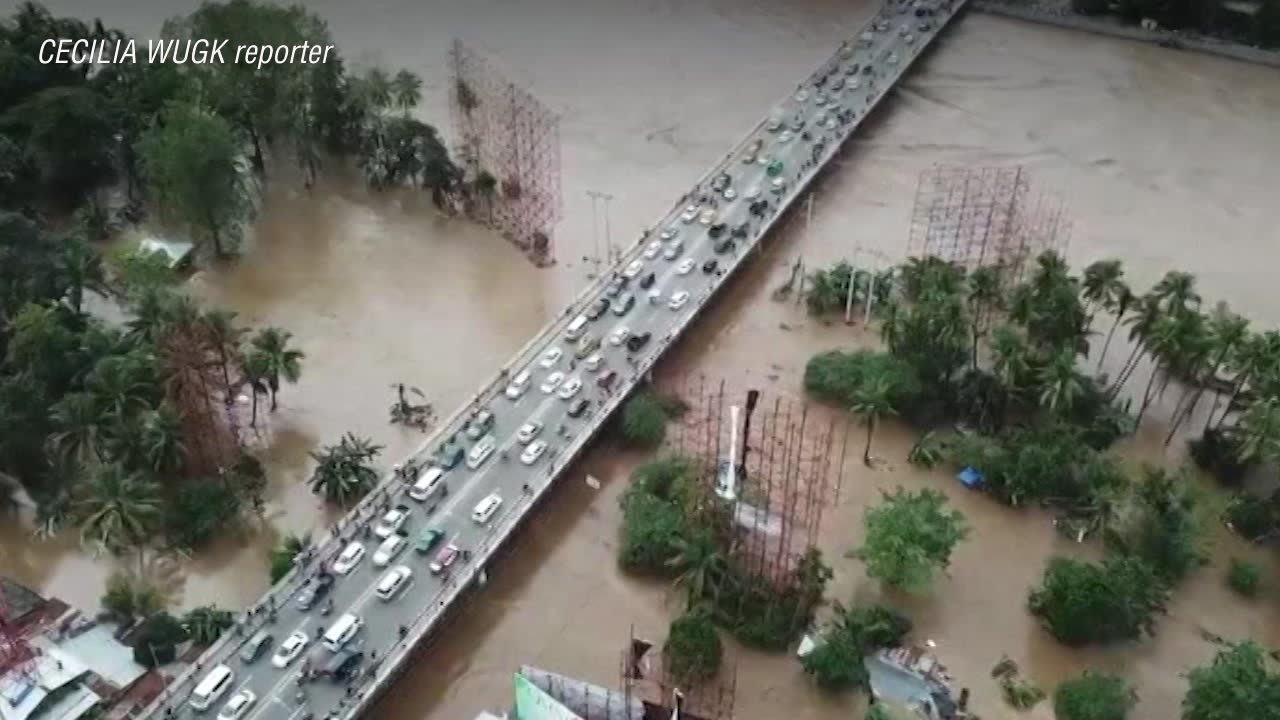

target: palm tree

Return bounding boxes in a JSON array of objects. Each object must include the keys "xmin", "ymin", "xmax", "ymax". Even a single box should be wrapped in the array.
[
  {"xmin": 58, "ymin": 237, "xmax": 108, "ymax": 314},
  {"xmin": 249, "ymin": 328, "xmax": 304, "ymax": 411},
  {"xmin": 308, "ymin": 433, "xmax": 382, "ymax": 506},
  {"xmin": 665, "ymin": 530, "xmax": 726, "ymax": 609},
  {"xmin": 1096, "ymin": 282, "xmax": 1134, "ymax": 375},
  {"xmin": 77, "ymin": 463, "xmax": 161, "ymax": 566},
  {"xmin": 362, "ymin": 68, "xmax": 392, "ymax": 112},
  {"xmin": 48, "ymin": 392, "xmax": 106, "ymax": 467},
  {"xmin": 86, "ymin": 353, "xmax": 154, "ymax": 419},
  {"xmin": 182, "ymin": 605, "xmax": 233, "ymax": 646},
  {"xmin": 138, "ymin": 403, "xmax": 186, "ymax": 475},
  {"xmin": 1165, "ymin": 304, "xmax": 1249, "ymax": 444},
  {"xmin": 851, "ymin": 375, "xmax": 897, "ymax": 466},
  {"xmin": 1212, "ymin": 330, "xmax": 1280, "ymax": 432},
  {"xmin": 199, "ymin": 309, "xmax": 244, "ymax": 394},
  {"xmin": 241, "ymin": 350, "xmax": 270, "ymax": 428},
  {"xmin": 1111, "ymin": 294, "xmax": 1162, "ymax": 398},
  {"xmin": 1081, "ymin": 259, "xmax": 1123, "ymax": 327},
  {"xmin": 991, "ymin": 325, "xmax": 1029, "ymax": 421},
  {"xmin": 126, "ymin": 287, "xmax": 175, "ymax": 344},
  {"xmin": 1231, "ymin": 397, "xmax": 1280, "ymax": 467},
  {"xmin": 966, "ymin": 266, "xmax": 1002, "ymax": 370},
  {"xmin": 1037, "ymin": 347, "xmax": 1086, "ymax": 414},
  {"xmin": 391, "ymin": 70, "xmax": 423, "ymax": 116},
  {"xmin": 1151, "ymin": 270, "xmax": 1201, "ymax": 316}
]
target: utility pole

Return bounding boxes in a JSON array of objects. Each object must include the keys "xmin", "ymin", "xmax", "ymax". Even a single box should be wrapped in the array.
[
  {"xmin": 586, "ymin": 191, "xmax": 601, "ymax": 277},
  {"xmin": 588, "ymin": 190, "xmax": 615, "ymax": 264},
  {"xmin": 845, "ymin": 244, "xmax": 860, "ymax": 324}
]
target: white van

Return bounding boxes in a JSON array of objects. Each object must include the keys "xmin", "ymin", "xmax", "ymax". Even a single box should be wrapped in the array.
[
  {"xmin": 466, "ymin": 436, "xmax": 496, "ymax": 470},
  {"xmin": 189, "ymin": 664, "xmax": 234, "ymax": 712},
  {"xmin": 376, "ymin": 566, "xmax": 413, "ymax": 602},
  {"xmin": 504, "ymin": 369, "xmax": 532, "ymax": 400},
  {"xmin": 564, "ymin": 315, "xmax": 589, "ymax": 341},
  {"xmin": 409, "ymin": 467, "xmax": 446, "ymax": 502},
  {"xmin": 323, "ymin": 613, "xmax": 363, "ymax": 652},
  {"xmin": 472, "ymin": 493, "xmax": 503, "ymax": 525}
]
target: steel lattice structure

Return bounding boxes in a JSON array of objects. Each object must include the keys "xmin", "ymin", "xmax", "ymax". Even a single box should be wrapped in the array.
[
  {"xmin": 448, "ymin": 39, "xmax": 562, "ymax": 266},
  {"xmin": 906, "ymin": 166, "xmax": 1071, "ymax": 285}
]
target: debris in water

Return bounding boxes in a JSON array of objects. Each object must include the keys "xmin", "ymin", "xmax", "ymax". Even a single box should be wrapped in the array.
[{"xmin": 585, "ymin": 475, "xmax": 601, "ymax": 490}]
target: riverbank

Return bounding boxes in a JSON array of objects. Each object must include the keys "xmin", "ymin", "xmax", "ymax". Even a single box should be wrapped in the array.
[{"xmin": 973, "ymin": 0, "xmax": 1280, "ymax": 68}]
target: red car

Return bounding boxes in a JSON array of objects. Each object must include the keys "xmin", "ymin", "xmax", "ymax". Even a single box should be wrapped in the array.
[{"xmin": 429, "ymin": 544, "xmax": 460, "ymax": 575}]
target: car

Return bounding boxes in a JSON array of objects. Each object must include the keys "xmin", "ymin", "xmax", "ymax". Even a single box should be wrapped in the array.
[
  {"xmin": 795, "ymin": 89, "xmax": 810, "ymax": 102},
  {"xmin": 731, "ymin": 222, "xmax": 750, "ymax": 239},
  {"xmin": 662, "ymin": 242, "xmax": 683, "ymax": 261},
  {"xmin": 668, "ymin": 291, "xmax": 690, "ymax": 310},
  {"xmin": 612, "ymin": 293, "xmax": 635, "ymax": 316},
  {"xmin": 723, "ymin": 187, "xmax": 737, "ymax": 200},
  {"xmin": 520, "ymin": 439, "xmax": 548, "ymax": 465},
  {"xmin": 539, "ymin": 347, "xmax": 563, "ymax": 369},
  {"xmin": 429, "ymin": 544, "xmax": 460, "ymax": 574},
  {"xmin": 698, "ymin": 208, "xmax": 717, "ymax": 225},
  {"xmin": 831, "ymin": 76, "xmax": 845, "ymax": 91},
  {"xmin": 516, "ymin": 421, "xmax": 543, "ymax": 445},
  {"xmin": 765, "ymin": 116, "xmax": 784, "ymax": 132},
  {"xmin": 372, "ymin": 533, "xmax": 407, "ymax": 567},
  {"xmin": 815, "ymin": 111, "xmax": 828, "ymax": 125},
  {"xmin": 374, "ymin": 504, "xmax": 410, "ymax": 539},
  {"xmin": 586, "ymin": 297, "xmax": 610, "ymax": 320},
  {"xmin": 824, "ymin": 118, "xmax": 838, "ymax": 130},
  {"xmin": 464, "ymin": 410, "xmax": 494, "ymax": 440},
  {"xmin": 584, "ymin": 352, "xmax": 604, "ymax": 372},
  {"xmin": 849, "ymin": 78, "xmax": 861, "ymax": 90},
  {"xmin": 609, "ymin": 326, "xmax": 630, "ymax": 347},
  {"xmin": 639, "ymin": 272, "xmax": 656, "ymax": 289},
  {"xmin": 708, "ymin": 222, "xmax": 727, "ymax": 239},
  {"xmin": 596, "ymin": 370, "xmax": 618, "ymax": 391},
  {"xmin": 790, "ymin": 117, "xmax": 805, "ymax": 132},
  {"xmin": 642, "ymin": 240, "xmax": 663, "ymax": 260},
  {"xmin": 567, "ymin": 398, "xmax": 591, "ymax": 418},
  {"xmin": 778, "ymin": 130, "xmax": 794, "ymax": 143},
  {"xmin": 375, "ymin": 566, "xmax": 412, "ymax": 601},
  {"xmin": 714, "ymin": 238, "xmax": 735, "ymax": 254},
  {"xmin": 217, "ymin": 690, "xmax": 256, "ymax": 720},
  {"xmin": 322, "ymin": 650, "xmax": 364, "ymax": 682},
  {"xmin": 271, "ymin": 631, "xmax": 309, "ymax": 669},
  {"xmin": 918, "ymin": 21, "xmax": 933, "ymax": 31},
  {"xmin": 676, "ymin": 258, "xmax": 695, "ymax": 275},
  {"xmin": 702, "ymin": 259, "xmax": 719, "ymax": 274},
  {"xmin": 604, "ymin": 276, "xmax": 625, "ymax": 297},
  {"xmin": 680, "ymin": 205, "xmax": 700, "ymax": 223},
  {"xmin": 771, "ymin": 176, "xmax": 787, "ymax": 194},
  {"xmin": 574, "ymin": 335, "xmax": 600, "ymax": 360},
  {"xmin": 414, "ymin": 527, "xmax": 445, "ymax": 554},
  {"xmin": 557, "ymin": 376, "xmax": 582, "ymax": 400},
  {"xmin": 332, "ymin": 541, "xmax": 366, "ymax": 575},
  {"xmin": 814, "ymin": 92, "xmax": 828, "ymax": 106},
  {"xmin": 238, "ymin": 631, "xmax": 274, "ymax": 664},
  {"xmin": 472, "ymin": 493, "xmax": 503, "ymax": 525},
  {"xmin": 541, "ymin": 371, "xmax": 565, "ymax": 394},
  {"xmin": 888, "ymin": 53, "xmax": 899, "ymax": 65},
  {"xmin": 659, "ymin": 225, "xmax": 680, "ymax": 241},
  {"xmin": 904, "ymin": 33, "xmax": 915, "ymax": 44},
  {"xmin": 296, "ymin": 572, "xmax": 334, "ymax": 610},
  {"xmin": 711, "ymin": 173, "xmax": 731, "ymax": 192},
  {"xmin": 622, "ymin": 260, "xmax": 645, "ymax": 279},
  {"xmin": 625, "ymin": 332, "xmax": 652, "ymax": 352}
]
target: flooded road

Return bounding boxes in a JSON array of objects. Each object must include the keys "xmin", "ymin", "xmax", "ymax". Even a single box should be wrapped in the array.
[{"xmin": 6, "ymin": 0, "xmax": 1280, "ymax": 717}]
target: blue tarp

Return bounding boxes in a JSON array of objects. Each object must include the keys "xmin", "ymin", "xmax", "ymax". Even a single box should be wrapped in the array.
[{"xmin": 957, "ymin": 466, "xmax": 983, "ymax": 489}]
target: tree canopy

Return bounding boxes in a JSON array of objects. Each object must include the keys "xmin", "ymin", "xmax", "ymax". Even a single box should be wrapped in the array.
[
  {"xmin": 856, "ymin": 487, "xmax": 969, "ymax": 592},
  {"xmin": 1028, "ymin": 556, "xmax": 1168, "ymax": 646},
  {"xmin": 1181, "ymin": 642, "xmax": 1280, "ymax": 720}
]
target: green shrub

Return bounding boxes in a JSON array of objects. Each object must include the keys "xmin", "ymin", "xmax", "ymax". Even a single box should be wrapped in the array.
[
  {"xmin": 837, "ymin": 602, "xmax": 912, "ymax": 649},
  {"xmin": 620, "ymin": 392, "xmax": 669, "ymax": 448},
  {"xmin": 1188, "ymin": 428, "xmax": 1250, "ymax": 486},
  {"xmin": 663, "ymin": 610, "xmax": 722, "ymax": 683},
  {"xmin": 1028, "ymin": 556, "xmax": 1168, "ymax": 646},
  {"xmin": 618, "ymin": 489, "xmax": 688, "ymax": 574},
  {"xmin": 1224, "ymin": 493, "xmax": 1280, "ymax": 541},
  {"xmin": 801, "ymin": 629, "xmax": 868, "ymax": 692},
  {"xmin": 131, "ymin": 612, "xmax": 188, "ymax": 668},
  {"xmin": 163, "ymin": 479, "xmax": 241, "ymax": 551},
  {"xmin": 1225, "ymin": 558, "xmax": 1261, "ymax": 597},
  {"xmin": 1053, "ymin": 671, "xmax": 1136, "ymax": 720}
]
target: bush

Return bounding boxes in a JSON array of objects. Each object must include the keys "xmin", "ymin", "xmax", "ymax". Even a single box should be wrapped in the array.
[
  {"xmin": 131, "ymin": 612, "xmax": 188, "ymax": 668},
  {"xmin": 1183, "ymin": 642, "xmax": 1280, "ymax": 720},
  {"xmin": 1188, "ymin": 428, "xmax": 1250, "ymax": 486},
  {"xmin": 1028, "ymin": 556, "xmax": 1168, "ymax": 646},
  {"xmin": 663, "ymin": 611, "xmax": 722, "ymax": 683},
  {"xmin": 715, "ymin": 548, "xmax": 832, "ymax": 651},
  {"xmin": 618, "ymin": 490, "xmax": 688, "ymax": 574},
  {"xmin": 1053, "ymin": 672, "xmax": 1137, "ymax": 720},
  {"xmin": 856, "ymin": 487, "xmax": 969, "ymax": 592},
  {"xmin": 163, "ymin": 479, "xmax": 241, "ymax": 551},
  {"xmin": 268, "ymin": 534, "xmax": 310, "ymax": 583},
  {"xmin": 1225, "ymin": 558, "xmax": 1261, "ymax": 597},
  {"xmin": 838, "ymin": 602, "xmax": 912, "ymax": 649},
  {"xmin": 620, "ymin": 392, "xmax": 669, "ymax": 448},
  {"xmin": 1104, "ymin": 468, "xmax": 1207, "ymax": 584},
  {"xmin": 1224, "ymin": 493, "xmax": 1280, "ymax": 541},
  {"xmin": 101, "ymin": 573, "xmax": 164, "ymax": 623},
  {"xmin": 801, "ymin": 628, "xmax": 868, "ymax": 692},
  {"xmin": 630, "ymin": 456, "xmax": 693, "ymax": 501},
  {"xmin": 804, "ymin": 350, "xmax": 922, "ymax": 415}
]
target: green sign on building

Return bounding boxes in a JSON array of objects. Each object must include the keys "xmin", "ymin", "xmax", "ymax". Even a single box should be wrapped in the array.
[{"xmin": 513, "ymin": 673, "xmax": 583, "ymax": 720}]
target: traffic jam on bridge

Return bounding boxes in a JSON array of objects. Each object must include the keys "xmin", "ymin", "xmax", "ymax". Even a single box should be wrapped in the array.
[{"xmin": 151, "ymin": 3, "xmax": 956, "ymax": 720}]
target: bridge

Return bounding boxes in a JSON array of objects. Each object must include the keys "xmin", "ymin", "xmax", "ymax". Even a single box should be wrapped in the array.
[{"xmin": 137, "ymin": 1, "xmax": 965, "ymax": 719}]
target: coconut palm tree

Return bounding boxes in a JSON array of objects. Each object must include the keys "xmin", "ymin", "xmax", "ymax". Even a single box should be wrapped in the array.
[
  {"xmin": 1081, "ymin": 259, "xmax": 1124, "ymax": 326},
  {"xmin": 125, "ymin": 286, "xmax": 175, "ymax": 344},
  {"xmin": 1165, "ymin": 304, "xmax": 1249, "ymax": 444},
  {"xmin": 1037, "ymin": 347, "xmax": 1086, "ymax": 415},
  {"xmin": 1212, "ymin": 330, "xmax": 1280, "ymax": 432},
  {"xmin": 86, "ymin": 353, "xmax": 155, "ymax": 419},
  {"xmin": 851, "ymin": 375, "xmax": 897, "ymax": 466},
  {"xmin": 1151, "ymin": 271, "xmax": 1201, "ymax": 317},
  {"xmin": 1111, "ymin": 294, "xmax": 1162, "ymax": 398},
  {"xmin": 241, "ymin": 350, "xmax": 270, "ymax": 428},
  {"xmin": 391, "ymin": 70, "xmax": 423, "ymax": 116},
  {"xmin": 199, "ymin": 309, "xmax": 244, "ymax": 393},
  {"xmin": 77, "ymin": 463, "xmax": 161, "ymax": 565},
  {"xmin": 249, "ymin": 328, "xmax": 304, "ymax": 411},
  {"xmin": 1231, "ymin": 397, "xmax": 1280, "ymax": 467},
  {"xmin": 991, "ymin": 325, "xmax": 1029, "ymax": 406},
  {"xmin": 308, "ymin": 432, "xmax": 382, "ymax": 506},
  {"xmin": 48, "ymin": 391, "xmax": 106, "ymax": 467},
  {"xmin": 1135, "ymin": 310, "xmax": 1206, "ymax": 429},
  {"xmin": 182, "ymin": 605, "xmax": 233, "ymax": 646},
  {"xmin": 1096, "ymin": 282, "xmax": 1134, "ymax": 375},
  {"xmin": 57, "ymin": 236, "xmax": 108, "ymax": 314},
  {"xmin": 362, "ymin": 68, "xmax": 392, "ymax": 113},
  {"xmin": 138, "ymin": 403, "xmax": 186, "ymax": 475},
  {"xmin": 966, "ymin": 266, "xmax": 1003, "ymax": 370},
  {"xmin": 665, "ymin": 530, "xmax": 726, "ymax": 609}
]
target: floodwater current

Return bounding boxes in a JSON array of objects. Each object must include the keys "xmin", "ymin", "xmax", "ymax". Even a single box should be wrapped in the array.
[{"xmin": 3, "ymin": 0, "xmax": 1280, "ymax": 718}]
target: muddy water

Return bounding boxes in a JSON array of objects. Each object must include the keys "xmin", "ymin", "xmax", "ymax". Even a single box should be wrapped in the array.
[{"xmin": 6, "ymin": 0, "xmax": 1280, "ymax": 718}]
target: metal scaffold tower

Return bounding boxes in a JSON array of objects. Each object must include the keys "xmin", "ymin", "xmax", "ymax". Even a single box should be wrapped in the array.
[
  {"xmin": 448, "ymin": 38, "xmax": 563, "ymax": 267},
  {"xmin": 906, "ymin": 166, "xmax": 1071, "ymax": 285}
]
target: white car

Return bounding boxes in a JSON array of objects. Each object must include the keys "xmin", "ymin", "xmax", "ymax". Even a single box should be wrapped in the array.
[
  {"xmin": 795, "ymin": 89, "xmax": 810, "ymax": 102},
  {"xmin": 765, "ymin": 116, "xmax": 784, "ymax": 132},
  {"xmin": 331, "ymin": 541, "xmax": 365, "ymax": 575},
  {"xmin": 824, "ymin": 118, "xmax": 838, "ymax": 130},
  {"xmin": 557, "ymin": 376, "xmax": 583, "ymax": 400},
  {"xmin": 217, "ymin": 690, "xmax": 256, "ymax": 720},
  {"xmin": 659, "ymin": 225, "xmax": 680, "ymax": 241},
  {"xmin": 271, "ymin": 631, "xmax": 309, "ymax": 669},
  {"xmin": 516, "ymin": 421, "xmax": 543, "ymax": 445},
  {"xmin": 372, "ymin": 534, "xmax": 407, "ymax": 567},
  {"xmin": 888, "ymin": 53, "xmax": 899, "ymax": 65},
  {"xmin": 520, "ymin": 440, "xmax": 548, "ymax": 466},
  {"xmin": 584, "ymin": 352, "xmax": 604, "ymax": 371},
  {"xmin": 744, "ymin": 186, "xmax": 761, "ymax": 200},
  {"xmin": 668, "ymin": 291, "xmax": 690, "ymax": 310},
  {"xmin": 539, "ymin": 347, "xmax": 562, "ymax": 369},
  {"xmin": 374, "ymin": 506, "xmax": 409, "ymax": 539},
  {"xmin": 779, "ymin": 130, "xmax": 794, "ymax": 143},
  {"xmin": 609, "ymin": 327, "xmax": 630, "ymax": 346},
  {"xmin": 663, "ymin": 243, "xmax": 682, "ymax": 261},
  {"xmin": 723, "ymin": 187, "xmax": 737, "ymax": 201},
  {"xmin": 541, "ymin": 371, "xmax": 565, "ymax": 394},
  {"xmin": 677, "ymin": 258, "xmax": 695, "ymax": 275},
  {"xmin": 622, "ymin": 260, "xmax": 645, "ymax": 279},
  {"xmin": 679, "ymin": 205, "xmax": 700, "ymax": 223},
  {"xmin": 771, "ymin": 176, "xmax": 787, "ymax": 193},
  {"xmin": 699, "ymin": 208, "xmax": 717, "ymax": 225},
  {"xmin": 642, "ymin": 240, "xmax": 663, "ymax": 260}
]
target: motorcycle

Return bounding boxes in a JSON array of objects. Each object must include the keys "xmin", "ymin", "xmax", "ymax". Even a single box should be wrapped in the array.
[{"xmin": 320, "ymin": 599, "xmax": 334, "ymax": 617}]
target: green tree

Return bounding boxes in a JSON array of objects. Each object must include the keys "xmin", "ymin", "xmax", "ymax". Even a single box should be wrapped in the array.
[
  {"xmin": 268, "ymin": 533, "xmax": 310, "ymax": 583},
  {"xmin": 1028, "ymin": 556, "xmax": 1168, "ymax": 646},
  {"xmin": 56, "ymin": 235, "xmax": 108, "ymax": 314},
  {"xmin": 1166, "ymin": 304, "xmax": 1249, "ymax": 444},
  {"xmin": 665, "ymin": 529, "xmax": 727, "ymax": 609},
  {"xmin": 620, "ymin": 392, "xmax": 668, "ymax": 448},
  {"xmin": 200, "ymin": 309, "xmax": 245, "ymax": 394},
  {"xmin": 1182, "ymin": 642, "xmax": 1280, "ymax": 720},
  {"xmin": 1224, "ymin": 558, "xmax": 1261, "ymax": 597},
  {"xmin": 47, "ymin": 392, "xmax": 106, "ymax": 467},
  {"xmin": 308, "ymin": 432, "xmax": 382, "ymax": 505},
  {"xmin": 1037, "ymin": 347, "xmax": 1087, "ymax": 414},
  {"xmin": 391, "ymin": 69, "xmax": 422, "ymax": 116},
  {"xmin": 182, "ymin": 605, "xmax": 233, "ymax": 645},
  {"xmin": 1054, "ymin": 671, "xmax": 1137, "ymax": 720},
  {"xmin": 77, "ymin": 463, "xmax": 161, "ymax": 563},
  {"xmin": 663, "ymin": 610, "xmax": 722, "ymax": 683},
  {"xmin": 850, "ymin": 374, "xmax": 897, "ymax": 466},
  {"xmin": 3, "ymin": 86, "xmax": 117, "ymax": 205},
  {"xmin": 967, "ymin": 265, "xmax": 1003, "ymax": 370},
  {"xmin": 1231, "ymin": 397, "xmax": 1280, "ymax": 468},
  {"xmin": 241, "ymin": 350, "xmax": 270, "ymax": 428},
  {"xmin": 131, "ymin": 611, "xmax": 187, "ymax": 668},
  {"xmin": 137, "ymin": 403, "xmax": 186, "ymax": 474},
  {"xmin": 856, "ymin": 487, "xmax": 969, "ymax": 592},
  {"xmin": 138, "ymin": 102, "xmax": 247, "ymax": 257},
  {"xmin": 249, "ymin": 327, "xmax": 304, "ymax": 411},
  {"xmin": 801, "ymin": 628, "xmax": 868, "ymax": 692}
]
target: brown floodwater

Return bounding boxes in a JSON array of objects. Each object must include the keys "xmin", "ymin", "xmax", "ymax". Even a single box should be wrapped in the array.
[{"xmin": 5, "ymin": 0, "xmax": 1280, "ymax": 718}]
